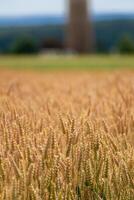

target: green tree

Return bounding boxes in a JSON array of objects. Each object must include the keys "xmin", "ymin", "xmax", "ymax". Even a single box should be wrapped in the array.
[
  {"xmin": 118, "ymin": 34, "xmax": 134, "ymax": 54},
  {"xmin": 11, "ymin": 37, "xmax": 39, "ymax": 54}
]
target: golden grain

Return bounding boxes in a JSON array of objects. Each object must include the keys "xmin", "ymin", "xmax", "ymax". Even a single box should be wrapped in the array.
[{"xmin": 0, "ymin": 70, "xmax": 134, "ymax": 199}]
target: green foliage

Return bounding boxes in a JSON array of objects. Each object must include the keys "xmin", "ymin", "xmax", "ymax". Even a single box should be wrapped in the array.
[
  {"xmin": 118, "ymin": 34, "xmax": 134, "ymax": 54},
  {"xmin": 10, "ymin": 37, "xmax": 39, "ymax": 54},
  {"xmin": 0, "ymin": 20, "xmax": 134, "ymax": 53}
]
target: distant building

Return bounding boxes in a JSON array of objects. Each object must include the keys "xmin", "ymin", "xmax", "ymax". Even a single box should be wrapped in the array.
[
  {"xmin": 67, "ymin": 0, "xmax": 94, "ymax": 53},
  {"xmin": 41, "ymin": 0, "xmax": 94, "ymax": 54}
]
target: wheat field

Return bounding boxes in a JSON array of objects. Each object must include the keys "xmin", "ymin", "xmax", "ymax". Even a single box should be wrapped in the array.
[{"xmin": 0, "ymin": 70, "xmax": 134, "ymax": 200}]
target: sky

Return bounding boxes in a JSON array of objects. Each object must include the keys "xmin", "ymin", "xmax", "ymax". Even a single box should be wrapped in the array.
[{"xmin": 0, "ymin": 0, "xmax": 134, "ymax": 16}]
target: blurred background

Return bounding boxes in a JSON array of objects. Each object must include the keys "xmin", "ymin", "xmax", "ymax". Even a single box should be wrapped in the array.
[
  {"xmin": 0, "ymin": 0, "xmax": 134, "ymax": 75},
  {"xmin": 0, "ymin": 0, "xmax": 134, "ymax": 55}
]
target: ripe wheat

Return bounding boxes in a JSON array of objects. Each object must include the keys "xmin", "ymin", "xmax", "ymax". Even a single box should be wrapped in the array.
[{"xmin": 0, "ymin": 70, "xmax": 134, "ymax": 200}]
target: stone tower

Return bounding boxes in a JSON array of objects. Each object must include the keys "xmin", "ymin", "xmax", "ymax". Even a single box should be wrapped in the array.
[{"xmin": 68, "ymin": 0, "xmax": 93, "ymax": 53}]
